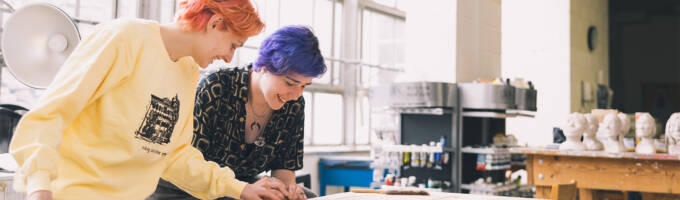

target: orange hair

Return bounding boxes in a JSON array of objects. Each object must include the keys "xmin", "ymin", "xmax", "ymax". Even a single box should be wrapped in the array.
[{"xmin": 176, "ymin": 0, "xmax": 264, "ymax": 38}]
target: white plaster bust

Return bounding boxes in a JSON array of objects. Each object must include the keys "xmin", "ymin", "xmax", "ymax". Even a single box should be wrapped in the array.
[
  {"xmin": 599, "ymin": 113, "xmax": 624, "ymax": 153},
  {"xmin": 667, "ymin": 113, "xmax": 680, "ymax": 155},
  {"xmin": 618, "ymin": 113, "xmax": 631, "ymax": 151},
  {"xmin": 560, "ymin": 113, "xmax": 587, "ymax": 151},
  {"xmin": 583, "ymin": 114, "xmax": 603, "ymax": 150},
  {"xmin": 635, "ymin": 113, "xmax": 656, "ymax": 154}
]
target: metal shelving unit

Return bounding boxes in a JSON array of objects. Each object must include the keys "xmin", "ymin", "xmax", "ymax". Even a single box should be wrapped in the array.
[
  {"xmin": 370, "ymin": 82, "xmax": 536, "ymax": 194},
  {"xmin": 454, "ymin": 83, "xmax": 536, "ymax": 194}
]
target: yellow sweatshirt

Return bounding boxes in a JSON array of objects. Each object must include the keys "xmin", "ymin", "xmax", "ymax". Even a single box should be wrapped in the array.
[{"xmin": 9, "ymin": 19, "xmax": 246, "ymax": 199}]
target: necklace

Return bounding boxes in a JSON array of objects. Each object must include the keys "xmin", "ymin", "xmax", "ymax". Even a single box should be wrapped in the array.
[
  {"xmin": 248, "ymin": 99, "xmax": 267, "ymax": 147},
  {"xmin": 248, "ymin": 100, "xmax": 266, "ymax": 130}
]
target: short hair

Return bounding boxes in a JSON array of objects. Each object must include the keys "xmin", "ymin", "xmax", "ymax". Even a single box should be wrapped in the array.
[
  {"xmin": 254, "ymin": 25, "xmax": 327, "ymax": 77},
  {"xmin": 176, "ymin": 0, "xmax": 264, "ymax": 38}
]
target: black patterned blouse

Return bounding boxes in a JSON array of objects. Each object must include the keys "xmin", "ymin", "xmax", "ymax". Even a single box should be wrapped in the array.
[{"xmin": 191, "ymin": 64, "xmax": 305, "ymax": 183}]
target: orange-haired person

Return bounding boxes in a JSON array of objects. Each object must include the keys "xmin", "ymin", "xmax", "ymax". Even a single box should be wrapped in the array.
[{"xmin": 9, "ymin": 0, "xmax": 289, "ymax": 199}]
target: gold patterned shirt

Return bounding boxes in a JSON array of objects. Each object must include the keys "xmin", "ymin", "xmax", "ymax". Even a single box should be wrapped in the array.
[{"xmin": 191, "ymin": 65, "xmax": 305, "ymax": 183}]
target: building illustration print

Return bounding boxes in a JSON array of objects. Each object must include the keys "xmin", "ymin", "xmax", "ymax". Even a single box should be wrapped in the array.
[{"xmin": 135, "ymin": 94, "xmax": 180, "ymax": 145}]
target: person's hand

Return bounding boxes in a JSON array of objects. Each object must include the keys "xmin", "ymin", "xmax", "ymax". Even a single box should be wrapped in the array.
[
  {"xmin": 26, "ymin": 190, "xmax": 52, "ymax": 200},
  {"xmin": 286, "ymin": 184, "xmax": 307, "ymax": 200},
  {"xmin": 240, "ymin": 176, "xmax": 290, "ymax": 200}
]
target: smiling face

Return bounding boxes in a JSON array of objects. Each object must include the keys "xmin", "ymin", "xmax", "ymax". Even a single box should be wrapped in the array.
[
  {"xmin": 257, "ymin": 69, "xmax": 313, "ymax": 110},
  {"xmin": 195, "ymin": 15, "xmax": 247, "ymax": 68}
]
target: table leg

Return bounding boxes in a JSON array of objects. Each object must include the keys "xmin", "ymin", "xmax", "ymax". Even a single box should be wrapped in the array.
[
  {"xmin": 535, "ymin": 185, "xmax": 551, "ymax": 199},
  {"xmin": 579, "ymin": 188, "xmax": 596, "ymax": 200}
]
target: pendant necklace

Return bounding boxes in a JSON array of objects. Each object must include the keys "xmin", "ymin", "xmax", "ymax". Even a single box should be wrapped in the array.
[{"xmin": 248, "ymin": 99, "xmax": 266, "ymax": 147}]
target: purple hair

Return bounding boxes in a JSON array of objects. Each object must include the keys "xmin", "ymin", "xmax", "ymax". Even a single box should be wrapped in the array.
[{"xmin": 254, "ymin": 25, "xmax": 327, "ymax": 77}]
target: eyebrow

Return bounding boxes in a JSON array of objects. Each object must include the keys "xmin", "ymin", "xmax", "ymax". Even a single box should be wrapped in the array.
[{"xmin": 286, "ymin": 76, "xmax": 312, "ymax": 85}]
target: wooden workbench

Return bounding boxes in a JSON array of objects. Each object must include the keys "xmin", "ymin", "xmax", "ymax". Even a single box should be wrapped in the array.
[
  {"xmin": 512, "ymin": 147, "xmax": 680, "ymax": 200},
  {"xmin": 311, "ymin": 191, "xmax": 536, "ymax": 200}
]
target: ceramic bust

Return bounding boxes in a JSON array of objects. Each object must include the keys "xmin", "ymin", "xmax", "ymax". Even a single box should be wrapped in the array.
[
  {"xmin": 560, "ymin": 113, "xmax": 587, "ymax": 151},
  {"xmin": 667, "ymin": 113, "xmax": 680, "ymax": 155},
  {"xmin": 583, "ymin": 114, "xmax": 603, "ymax": 150},
  {"xmin": 618, "ymin": 113, "xmax": 631, "ymax": 151},
  {"xmin": 635, "ymin": 113, "xmax": 656, "ymax": 154},
  {"xmin": 599, "ymin": 113, "xmax": 624, "ymax": 153}
]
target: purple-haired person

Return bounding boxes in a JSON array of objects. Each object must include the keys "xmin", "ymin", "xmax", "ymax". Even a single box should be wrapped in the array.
[{"xmin": 148, "ymin": 25, "xmax": 326, "ymax": 200}]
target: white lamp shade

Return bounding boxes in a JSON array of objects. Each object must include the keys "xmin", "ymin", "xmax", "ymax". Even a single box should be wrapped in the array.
[{"xmin": 1, "ymin": 3, "xmax": 80, "ymax": 89}]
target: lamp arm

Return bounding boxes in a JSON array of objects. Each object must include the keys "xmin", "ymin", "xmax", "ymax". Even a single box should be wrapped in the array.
[{"xmin": 0, "ymin": 0, "xmax": 13, "ymax": 13}]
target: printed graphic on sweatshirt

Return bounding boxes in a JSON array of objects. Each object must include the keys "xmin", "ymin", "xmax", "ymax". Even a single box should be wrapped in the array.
[{"xmin": 135, "ymin": 94, "xmax": 180, "ymax": 145}]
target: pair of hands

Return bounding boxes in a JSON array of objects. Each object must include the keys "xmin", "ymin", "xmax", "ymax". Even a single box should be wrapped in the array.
[
  {"xmin": 27, "ymin": 177, "xmax": 307, "ymax": 200},
  {"xmin": 241, "ymin": 176, "xmax": 307, "ymax": 200}
]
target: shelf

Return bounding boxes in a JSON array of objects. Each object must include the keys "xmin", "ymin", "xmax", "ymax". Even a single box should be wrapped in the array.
[
  {"xmin": 461, "ymin": 147, "xmax": 510, "ymax": 154},
  {"xmin": 369, "ymin": 163, "xmax": 402, "ymax": 169},
  {"xmin": 507, "ymin": 110, "xmax": 536, "ymax": 118},
  {"xmin": 510, "ymin": 161, "xmax": 525, "ymax": 166},
  {"xmin": 381, "ymin": 144, "xmax": 449, "ymax": 153},
  {"xmin": 477, "ymin": 166, "xmax": 511, "ymax": 171},
  {"xmin": 396, "ymin": 107, "xmax": 453, "ymax": 115},
  {"xmin": 462, "ymin": 111, "xmax": 513, "ymax": 118},
  {"xmin": 462, "ymin": 110, "xmax": 535, "ymax": 118}
]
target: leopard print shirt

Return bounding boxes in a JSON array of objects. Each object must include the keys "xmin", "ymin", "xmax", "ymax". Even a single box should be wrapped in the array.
[{"xmin": 191, "ymin": 64, "xmax": 304, "ymax": 183}]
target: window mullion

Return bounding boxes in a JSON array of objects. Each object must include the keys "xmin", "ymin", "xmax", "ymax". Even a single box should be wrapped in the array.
[{"xmin": 340, "ymin": 0, "xmax": 359, "ymax": 145}]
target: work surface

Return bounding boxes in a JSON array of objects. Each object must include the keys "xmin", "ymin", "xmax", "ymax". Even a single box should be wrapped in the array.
[
  {"xmin": 510, "ymin": 147, "xmax": 680, "ymax": 160},
  {"xmin": 513, "ymin": 147, "xmax": 680, "ymax": 199},
  {"xmin": 312, "ymin": 192, "xmax": 536, "ymax": 200}
]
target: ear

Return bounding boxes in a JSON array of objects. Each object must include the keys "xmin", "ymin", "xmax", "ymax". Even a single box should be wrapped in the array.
[{"xmin": 206, "ymin": 15, "xmax": 225, "ymax": 32}]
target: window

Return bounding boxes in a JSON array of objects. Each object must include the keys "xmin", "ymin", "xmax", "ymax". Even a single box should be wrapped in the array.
[{"xmin": 358, "ymin": 5, "xmax": 406, "ymax": 145}]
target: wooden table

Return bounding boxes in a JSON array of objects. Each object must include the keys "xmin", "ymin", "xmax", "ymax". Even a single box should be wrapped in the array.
[
  {"xmin": 311, "ymin": 191, "xmax": 536, "ymax": 200},
  {"xmin": 513, "ymin": 147, "xmax": 680, "ymax": 200}
]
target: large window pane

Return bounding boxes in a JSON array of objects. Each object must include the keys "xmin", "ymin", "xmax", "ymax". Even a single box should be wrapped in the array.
[
  {"xmin": 312, "ymin": 93, "xmax": 343, "ymax": 145},
  {"xmin": 80, "ymin": 0, "xmax": 114, "ymax": 22},
  {"xmin": 313, "ymin": 0, "xmax": 333, "ymax": 58},
  {"xmin": 117, "ymin": 0, "xmax": 138, "ymax": 18},
  {"xmin": 160, "ymin": 0, "xmax": 177, "ymax": 23},
  {"xmin": 280, "ymin": 0, "xmax": 313, "ymax": 27},
  {"xmin": 360, "ymin": 10, "xmax": 404, "ymax": 88},
  {"xmin": 252, "ymin": 0, "xmax": 279, "ymax": 46}
]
